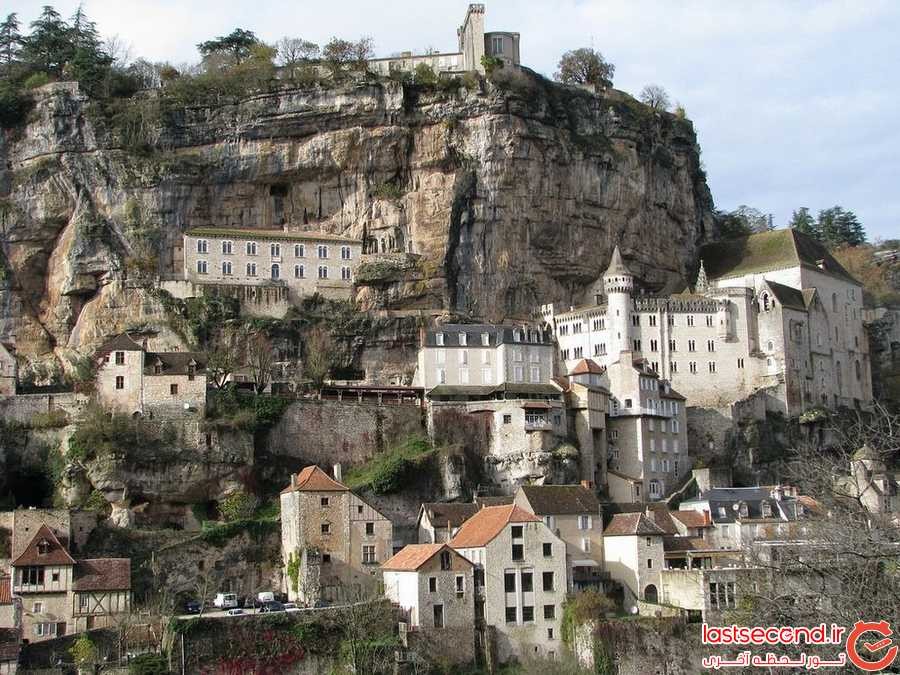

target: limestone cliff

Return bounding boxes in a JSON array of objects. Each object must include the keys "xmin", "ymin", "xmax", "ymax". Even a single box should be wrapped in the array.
[{"xmin": 0, "ymin": 71, "xmax": 714, "ymax": 372}]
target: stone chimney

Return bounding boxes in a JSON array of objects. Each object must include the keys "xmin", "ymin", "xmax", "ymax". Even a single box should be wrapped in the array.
[
  {"xmin": 290, "ymin": 473, "xmax": 297, "ymax": 488},
  {"xmin": 333, "ymin": 463, "xmax": 343, "ymax": 482}
]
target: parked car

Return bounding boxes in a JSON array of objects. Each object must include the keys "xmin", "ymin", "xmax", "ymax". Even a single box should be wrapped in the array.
[
  {"xmin": 283, "ymin": 602, "xmax": 300, "ymax": 612},
  {"xmin": 213, "ymin": 593, "xmax": 238, "ymax": 609},
  {"xmin": 257, "ymin": 591, "xmax": 275, "ymax": 604},
  {"xmin": 184, "ymin": 600, "xmax": 202, "ymax": 615},
  {"xmin": 226, "ymin": 608, "xmax": 244, "ymax": 616},
  {"xmin": 259, "ymin": 601, "xmax": 285, "ymax": 613}
]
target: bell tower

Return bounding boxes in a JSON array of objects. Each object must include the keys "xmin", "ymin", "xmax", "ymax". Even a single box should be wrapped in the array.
[{"xmin": 603, "ymin": 245, "xmax": 634, "ymax": 357}]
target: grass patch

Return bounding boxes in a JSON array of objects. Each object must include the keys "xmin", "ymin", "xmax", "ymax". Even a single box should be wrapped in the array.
[{"xmin": 344, "ymin": 436, "xmax": 435, "ymax": 494}]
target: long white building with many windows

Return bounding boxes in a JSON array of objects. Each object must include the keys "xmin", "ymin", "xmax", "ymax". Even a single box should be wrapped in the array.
[
  {"xmin": 542, "ymin": 231, "xmax": 873, "ymax": 415},
  {"xmin": 182, "ymin": 228, "xmax": 362, "ymax": 303}
]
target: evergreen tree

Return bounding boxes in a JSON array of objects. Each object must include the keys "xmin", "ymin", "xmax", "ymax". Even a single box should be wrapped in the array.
[
  {"xmin": 817, "ymin": 206, "xmax": 866, "ymax": 248},
  {"xmin": 197, "ymin": 28, "xmax": 258, "ymax": 65},
  {"xmin": 788, "ymin": 207, "xmax": 818, "ymax": 238},
  {"xmin": 0, "ymin": 13, "xmax": 22, "ymax": 75},
  {"xmin": 66, "ymin": 6, "xmax": 111, "ymax": 94},
  {"xmin": 21, "ymin": 6, "xmax": 72, "ymax": 77}
]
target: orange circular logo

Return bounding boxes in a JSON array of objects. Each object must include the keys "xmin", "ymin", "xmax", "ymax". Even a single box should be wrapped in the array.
[{"xmin": 846, "ymin": 620, "xmax": 899, "ymax": 671}]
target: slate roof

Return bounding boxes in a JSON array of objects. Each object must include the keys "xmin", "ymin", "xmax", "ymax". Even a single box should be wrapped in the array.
[
  {"xmin": 96, "ymin": 333, "xmax": 144, "ymax": 356},
  {"xmin": 281, "ymin": 466, "xmax": 349, "ymax": 494},
  {"xmin": 426, "ymin": 383, "xmax": 563, "ymax": 399},
  {"xmin": 475, "ymin": 495, "xmax": 514, "ymax": 507},
  {"xmin": 603, "ymin": 512, "xmax": 667, "ymax": 537},
  {"xmin": 685, "ymin": 486, "xmax": 811, "ymax": 524},
  {"xmin": 662, "ymin": 536, "xmax": 713, "ymax": 553},
  {"xmin": 73, "ymin": 558, "xmax": 131, "ymax": 591},
  {"xmin": 604, "ymin": 245, "xmax": 632, "ymax": 277},
  {"xmin": 186, "ymin": 227, "xmax": 359, "ymax": 244},
  {"xmin": 765, "ymin": 280, "xmax": 807, "ymax": 312},
  {"xmin": 450, "ymin": 505, "xmax": 541, "ymax": 548},
  {"xmin": 423, "ymin": 324, "xmax": 553, "ymax": 348},
  {"xmin": 12, "ymin": 525, "xmax": 76, "ymax": 567},
  {"xmin": 518, "ymin": 485, "xmax": 600, "ymax": 516},
  {"xmin": 421, "ymin": 503, "xmax": 479, "ymax": 529},
  {"xmin": 381, "ymin": 543, "xmax": 471, "ymax": 572},
  {"xmin": 144, "ymin": 351, "xmax": 207, "ymax": 376},
  {"xmin": 700, "ymin": 229, "xmax": 859, "ymax": 284}
]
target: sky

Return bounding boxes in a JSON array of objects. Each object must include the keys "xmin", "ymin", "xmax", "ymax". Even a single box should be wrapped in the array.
[{"xmin": 8, "ymin": 0, "xmax": 900, "ymax": 240}]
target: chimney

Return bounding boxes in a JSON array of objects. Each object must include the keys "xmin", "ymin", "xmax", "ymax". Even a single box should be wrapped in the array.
[
  {"xmin": 772, "ymin": 486, "xmax": 784, "ymax": 501},
  {"xmin": 333, "ymin": 463, "xmax": 343, "ymax": 482},
  {"xmin": 290, "ymin": 473, "xmax": 297, "ymax": 488}
]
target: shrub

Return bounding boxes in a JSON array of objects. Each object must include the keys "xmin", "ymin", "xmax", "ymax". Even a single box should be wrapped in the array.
[
  {"xmin": 128, "ymin": 652, "xmax": 170, "ymax": 675},
  {"xmin": 345, "ymin": 436, "xmax": 435, "ymax": 494},
  {"xmin": 24, "ymin": 72, "xmax": 51, "ymax": 89},
  {"xmin": 28, "ymin": 408, "xmax": 69, "ymax": 429},
  {"xmin": 0, "ymin": 83, "xmax": 32, "ymax": 128},
  {"xmin": 480, "ymin": 55, "xmax": 504, "ymax": 75},
  {"xmin": 219, "ymin": 491, "xmax": 260, "ymax": 522},
  {"xmin": 413, "ymin": 63, "xmax": 437, "ymax": 86},
  {"xmin": 70, "ymin": 634, "xmax": 98, "ymax": 666},
  {"xmin": 372, "ymin": 182, "xmax": 404, "ymax": 201}
]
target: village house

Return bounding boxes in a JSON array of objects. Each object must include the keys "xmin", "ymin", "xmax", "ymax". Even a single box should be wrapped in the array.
[
  {"xmin": 416, "ymin": 503, "xmax": 479, "ymax": 544},
  {"xmin": 602, "ymin": 512, "xmax": 667, "ymax": 610},
  {"xmin": 844, "ymin": 444, "xmax": 899, "ymax": 516},
  {"xmin": 449, "ymin": 504, "xmax": 568, "ymax": 663},
  {"xmin": 0, "ymin": 343, "xmax": 16, "ymax": 398},
  {"xmin": 280, "ymin": 466, "xmax": 393, "ymax": 605},
  {"xmin": 513, "ymin": 484, "xmax": 606, "ymax": 592},
  {"xmin": 95, "ymin": 334, "xmax": 207, "ymax": 417},
  {"xmin": 367, "ymin": 4, "xmax": 520, "ymax": 77},
  {"xmin": 553, "ymin": 359, "xmax": 610, "ymax": 489},
  {"xmin": 382, "ymin": 543, "xmax": 474, "ymax": 632},
  {"xmin": 543, "ymin": 231, "xmax": 874, "ymax": 416},
  {"xmin": 180, "ymin": 228, "xmax": 362, "ymax": 311}
]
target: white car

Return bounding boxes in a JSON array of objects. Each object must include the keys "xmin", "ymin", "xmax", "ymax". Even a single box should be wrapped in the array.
[
  {"xmin": 284, "ymin": 603, "xmax": 301, "ymax": 612},
  {"xmin": 214, "ymin": 593, "xmax": 238, "ymax": 609},
  {"xmin": 226, "ymin": 608, "xmax": 244, "ymax": 616}
]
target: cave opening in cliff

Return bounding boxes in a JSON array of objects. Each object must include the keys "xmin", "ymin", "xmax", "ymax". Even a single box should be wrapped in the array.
[{"xmin": 5, "ymin": 463, "xmax": 56, "ymax": 507}]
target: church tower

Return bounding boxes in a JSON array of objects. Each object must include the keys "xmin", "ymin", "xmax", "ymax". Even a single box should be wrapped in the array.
[{"xmin": 603, "ymin": 245, "xmax": 634, "ymax": 357}]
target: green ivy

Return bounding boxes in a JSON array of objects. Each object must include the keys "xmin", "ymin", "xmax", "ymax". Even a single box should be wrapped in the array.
[{"xmin": 286, "ymin": 552, "xmax": 300, "ymax": 593}]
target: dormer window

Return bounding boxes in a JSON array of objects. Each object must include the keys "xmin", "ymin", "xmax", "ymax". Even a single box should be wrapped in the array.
[
  {"xmin": 738, "ymin": 502, "xmax": 749, "ymax": 518},
  {"xmin": 459, "ymin": 333, "xmax": 467, "ymax": 346},
  {"xmin": 37, "ymin": 539, "xmax": 51, "ymax": 555},
  {"xmin": 481, "ymin": 332, "xmax": 490, "ymax": 346},
  {"xmin": 761, "ymin": 502, "xmax": 773, "ymax": 518},
  {"xmin": 435, "ymin": 333, "xmax": 444, "ymax": 346}
]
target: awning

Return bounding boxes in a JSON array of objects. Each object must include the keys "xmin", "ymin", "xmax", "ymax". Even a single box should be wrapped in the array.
[{"xmin": 522, "ymin": 402, "xmax": 551, "ymax": 410}]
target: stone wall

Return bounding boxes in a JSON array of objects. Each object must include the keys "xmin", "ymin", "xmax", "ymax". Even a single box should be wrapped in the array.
[
  {"xmin": 0, "ymin": 392, "xmax": 88, "ymax": 425},
  {"xmin": 264, "ymin": 399, "xmax": 425, "ymax": 469}
]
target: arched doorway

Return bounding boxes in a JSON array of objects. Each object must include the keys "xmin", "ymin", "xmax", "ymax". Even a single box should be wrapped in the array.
[{"xmin": 644, "ymin": 584, "xmax": 658, "ymax": 603}]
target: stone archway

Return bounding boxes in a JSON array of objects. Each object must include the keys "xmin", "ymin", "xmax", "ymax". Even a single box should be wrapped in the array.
[{"xmin": 644, "ymin": 584, "xmax": 658, "ymax": 603}]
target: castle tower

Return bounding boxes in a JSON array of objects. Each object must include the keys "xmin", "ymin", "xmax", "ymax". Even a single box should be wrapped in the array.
[
  {"xmin": 458, "ymin": 4, "xmax": 486, "ymax": 72},
  {"xmin": 603, "ymin": 245, "xmax": 634, "ymax": 357},
  {"xmin": 696, "ymin": 259, "xmax": 709, "ymax": 294}
]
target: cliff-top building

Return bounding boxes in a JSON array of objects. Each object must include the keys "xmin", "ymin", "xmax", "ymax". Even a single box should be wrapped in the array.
[
  {"xmin": 367, "ymin": 4, "xmax": 520, "ymax": 77},
  {"xmin": 543, "ymin": 231, "xmax": 873, "ymax": 416}
]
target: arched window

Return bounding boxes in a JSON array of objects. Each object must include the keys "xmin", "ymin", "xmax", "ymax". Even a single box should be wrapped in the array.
[
  {"xmin": 762, "ymin": 293, "xmax": 770, "ymax": 311},
  {"xmin": 271, "ymin": 264, "xmax": 280, "ymax": 280},
  {"xmin": 644, "ymin": 584, "xmax": 658, "ymax": 603}
]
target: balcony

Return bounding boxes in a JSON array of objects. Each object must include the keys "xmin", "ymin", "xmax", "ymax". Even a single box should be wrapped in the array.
[{"xmin": 524, "ymin": 419, "xmax": 553, "ymax": 431}]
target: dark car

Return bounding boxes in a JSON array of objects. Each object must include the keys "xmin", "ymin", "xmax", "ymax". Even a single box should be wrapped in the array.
[
  {"xmin": 185, "ymin": 600, "xmax": 202, "ymax": 614},
  {"xmin": 259, "ymin": 601, "xmax": 285, "ymax": 613}
]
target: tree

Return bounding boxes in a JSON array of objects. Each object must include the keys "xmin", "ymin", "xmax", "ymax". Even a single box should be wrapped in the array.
[
  {"xmin": 322, "ymin": 36, "xmax": 373, "ymax": 77},
  {"xmin": 0, "ymin": 14, "xmax": 22, "ymax": 75},
  {"xmin": 788, "ymin": 206, "xmax": 817, "ymax": 238},
  {"xmin": 103, "ymin": 34, "xmax": 132, "ymax": 69},
  {"xmin": 639, "ymin": 84, "xmax": 670, "ymax": 111},
  {"xmin": 554, "ymin": 48, "xmax": 614, "ymax": 88},
  {"xmin": 817, "ymin": 206, "xmax": 866, "ymax": 248},
  {"xmin": 303, "ymin": 326, "xmax": 334, "ymax": 394},
  {"xmin": 276, "ymin": 36, "xmax": 319, "ymax": 68},
  {"xmin": 21, "ymin": 6, "xmax": 72, "ymax": 76},
  {"xmin": 413, "ymin": 62, "xmax": 437, "ymax": 85},
  {"xmin": 197, "ymin": 28, "xmax": 258, "ymax": 65},
  {"xmin": 246, "ymin": 331, "xmax": 275, "ymax": 394},
  {"xmin": 70, "ymin": 633, "xmax": 99, "ymax": 667},
  {"xmin": 716, "ymin": 205, "xmax": 772, "ymax": 239},
  {"xmin": 206, "ymin": 340, "xmax": 240, "ymax": 389}
]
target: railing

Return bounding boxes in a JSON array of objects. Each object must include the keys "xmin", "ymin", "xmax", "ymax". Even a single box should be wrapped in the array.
[{"xmin": 524, "ymin": 420, "xmax": 553, "ymax": 431}]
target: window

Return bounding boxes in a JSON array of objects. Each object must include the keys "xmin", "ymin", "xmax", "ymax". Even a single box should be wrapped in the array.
[
  {"xmin": 432, "ymin": 603, "xmax": 444, "ymax": 628},
  {"xmin": 197, "ymin": 260, "xmax": 208, "ymax": 274},
  {"xmin": 321, "ymin": 497, "xmax": 329, "ymax": 506},
  {"xmin": 437, "ymin": 368, "xmax": 446, "ymax": 384},
  {"xmin": 271, "ymin": 264, "xmax": 280, "ymax": 279},
  {"xmin": 737, "ymin": 358, "xmax": 744, "ymax": 369},
  {"xmin": 512, "ymin": 543, "xmax": 524, "ymax": 561},
  {"xmin": 222, "ymin": 261, "xmax": 232, "ymax": 275},
  {"xmin": 33, "ymin": 601, "xmax": 43, "ymax": 613},
  {"xmin": 521, "ymin": 571, "xmax": 533, "ymax": 592},
  {"xmin": 294, "ymin": 264, "xmax": 304, "ymax": 278},
  {"xmin": 435, "ymin": 332, "xmax": 445, "ymax": 346},
  {"xmin": 649, "ymin": 315, "xmax": 657, "ymax": 327},
  {"xmin": 294, "ymin": 244, "xmax": 305, "ymax": 257},
  {"xmin": 624, "ymin": 398, "xmax": 632, "ymax": 408},
  {"xmin": 491, "ymin": 35, "xmax": 503, "ymax": 55},
  {"xmin": 544, "ymin": 604, "xmax": 556, "ymax": 620},
  {"xmin": 357, "ymin": 505, "xmax": 363, "ymax": 514},
  {"xmin": 21, "ymin": 567, "xmax": 44, "ymax": 585},
  {"xmin": 530, "ymin": 366, "xmax": 540, "ymax": 383},
  {"xmin": 504, "ymin": 572, "xmax": 516, "ymax": 593},
  {"xmin": 573, "ymin": 346, "xmax": 583, "ymax": 359},
  {"xmin": 51, "ymin": 571, "xmax": 59, "ymax": 582},
  {"xmin": 505, "ymin": 607, "xmax": 517, "ymax": 623},
  {"xmin": 441, "ymin": 551, "xmax": 451, "ymax": 570},
  {"xmin": 542, "ymin": 571, "xmax": 554, "ymax": 591},
  {"xmin": 647, "ymin": 558, "xmax": 653, "ymax": 569},
  {"xmin": 321, "ymin": 523, "xmax": 330, "ymax": 534},
  {"xmin": 322, "ymin": 554, "xmax": 331, "ymax": 563},
  {"xmin": 650, "ymin": 339, "xmax": 658, "ymax": 352},
  {"xmin": 514, "ymin": 365, "xmax": 524, "ymax": 382},
  {"xmin": 362, "ymin": 545, "xmax": 377, "ymax": 564},
  {"xmin": 365, "ymin": 522, "xmax": 374, "ymax": 536},
  {"xmin": 222, "ymin": 240, "xmax": 232, "ymax": 254},
  {"xmin": 512, "ymin": 525, "xmax": 523, "ymax": 538},
  {"xmin": 708, "ymin": 361, "xmax": 716, "ymax": 373},
  {"xmin": 341, "ymin": 245, "xmax": 352, "ymax": 260},
  {"xmin": 318, "ymin": 265, "xmax": 328, "ymax": 279},
  {"xmin": 646, "ymin": 537, "xmax": 652, "ymax": 547},
  {"xmin": 341, "ymin": 266, "xmax": 352, "ymax": 280},
  {"xmin": 669, "ymin": 339, "xmax": 677, "ymax": 352},
  {"xmin": 687, "ymin": 315, "xmax": 694, "ymax": 327},
  {"xmin": 543, "ymin": 543, "xmax": 552, "ymax": 557},
  {"xmin": 706, "ymin": 314, "xmax": 714, "ymax": 327},
  {"xmin": 689, "ymin": 361, "xmax": 697, "ymax": 374},
  {"xmin": 115, "ymin": 375, "xmax": 124, "ymax": 390},
  {"xmin": 170, "ymin": 383, "xmax": 178, "ymax": 396},
  {"xmin": 246, "ymin": 263, "xmax": 257, "ymax": 276},
  {"xmin": 632, "ymin": 315, "xmax": 640, "ymax": 327},
  {"xmin": 633, "ymin": 339, "xmax": 641, "ymax": 351},
  {"xmin": 246, "ymin": 241, "xmax": 257, "ymax": 256},
  {"xmin": 270, "ymin": 243, "xmax": 280, "ymax": 257},
  {"xmin": 115, "ymin": 351, "xmax": 125, "ymax": 365},
  {"xmin": 455, "ymin": 575, "xmax": 465, "ymax": 595},
  {"xmin": 481, "ymin": 332, "xmax": 490, "ymax": 346},
  {"xmin": 688, "ymin": 339, "xmax": 696, "ymax": 352},
  {"xmin": 707, "ymin": 340, "xmax": 715, "ymax": 352},
  {"xmin": 578, "ymin": 515, "xmax": 591, "ymax": 530},
  {"xmin": 196, "ymin": 239, "xmax": 208, "ymax": 253},
  {"xmin": 581, "ymin": 537, "xmax": 591, "ymax": 552},
  {"xmin": 318, "ymin": 245, "xmax": 328, "ymax": 258},
  {"xmin": 522, "ymin": 606, "xmax": 535, "ymax": 623}
]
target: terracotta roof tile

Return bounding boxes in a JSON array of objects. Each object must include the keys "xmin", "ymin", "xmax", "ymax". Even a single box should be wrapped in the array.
[
  {"xmin": 570, "ymin": 359, "xmax": 605, "ymax": 375},
  {"xmin": 382, "ymin": 543, "xmax": 471, "ymax": 571},
  {"xmin": 281, "ymin": 466, "xmax": 349, "ymax": 494},
  {"xmin": 421, "ymin": 503, "xmax": 479, "ymax": 529},
  {"xmin": 73, "ymin": 558, "xmax": 131, "ymax": 591},
  {"xmin": 11, "ymin": 524, "xmax": 76, "ymax": 567},
  {"xmin": 603, "ymin": 512, "xmax": 667, "ymax": 537},
  {"xmin": 672, "ymin": 511, "xmax": 711, "ymax": 528},
  {"xmin": 518, "ymin": 485, "xmax": 600, "ymax": 516},
  {"xmin": 449, "ymin": 505, "xmax": 541, "ymax": 548},
  {"xmin": 0, "ymin": 576, "xmax": 11, "ymax": 604}
]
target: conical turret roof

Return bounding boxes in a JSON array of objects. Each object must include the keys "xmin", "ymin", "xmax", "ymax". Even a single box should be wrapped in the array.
[{"xmin": 604, "ymin": 245, "xmax": 632, "ymax": 277}]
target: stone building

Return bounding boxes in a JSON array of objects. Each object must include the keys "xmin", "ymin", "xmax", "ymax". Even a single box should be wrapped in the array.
[
  {"xmin": 0, "ymin": 343, "xmax": 16, "ymax": 397},
  {"xmin": 416, "ymin": 503, "xmax": 479, "ymax": 544},
  {"xmin": 602, "ymin": 512, "xmax": 666, "ymax": 608},
  {"xmin": 95, "ymin": 334, "xmax": 207, "ymax": 416},
  {"xmin": 367, "ymin": 4, "xmax": 520, "ymax": 77},
  {"xmin": 543, "ymin": 231, "xmax": 874, "ymax": 416},
  {"xmin": 513, "ymin": 484, "xmax": 606, "ymax": 591},
  {"xmin": 554, "ymin": 359, "xmax": 610, "ymax": 488},
  {"xmin": 182, "ymin": 228, "xmax": 361, "ymax": 305},
  {"xmin": 8, "ymin": 523, "xmax": 130, "ymax": 642},
  {"xmin": 382, "ymin": 543, "xmax": 474, "ymax": 631},
  {"xmin": 450, "ymin": 504, "xmax": 568, "ymax": 664},
  {"xmin": 845, "ymin": 445, "xmax": 899, "ymax": 516},
  {"xmin": 280, "ymin": 466, "xmax": 393, "ymax": 605}
]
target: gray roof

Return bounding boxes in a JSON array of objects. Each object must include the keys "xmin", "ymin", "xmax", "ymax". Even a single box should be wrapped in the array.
[
  {"xmin": 424, "ymin": 324, "xmax": 553, "ymax": 347},
  {"xmin": 144, "ymin": 352, "xmax": 207, "ymax": 376},
  {"xmin": 518, "ymin": 485, "xmax": 600, "ymax": 516},
  {"xmin": 604, "ymin": 245, "xmax": 632, "ymax": 277},
  {"xmin": 686, "ymin": 487, "xmax": 807, "ymax": 524}
]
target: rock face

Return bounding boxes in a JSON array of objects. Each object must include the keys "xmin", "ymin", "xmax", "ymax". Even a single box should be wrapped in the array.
[{"xmin": 0, "ymin": 73, "xmax": 714, "ymax": 371}]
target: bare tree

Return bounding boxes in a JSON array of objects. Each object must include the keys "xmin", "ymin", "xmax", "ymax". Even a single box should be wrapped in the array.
[
  {"xmin": 104, "ymin": 34, "xmax": 132, "ymax": 68},
  {"xmin": 206, "ymin": 334, "xmax": 242, "ymax": 390},
  {"xmin": 554, "ymin": 48, "xmax": 614, "ymax": 88},
  {"xmin": 303, "ymin": 326, "xmax": 335, "ymax": 395},
  {"xmin": 334, "ymin": 596, "xmax": 397, "ymax": 674},
  {"xmin": 246, "ymin": 331, "xmax": 275, "ymax": 394},
  {"xmin": 276, "ymin": 37, "xmax": 319, "ymax": 67},
  {"xmin": 639, "ymin": 84, "xmax": 670, "ymax": 111}
]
